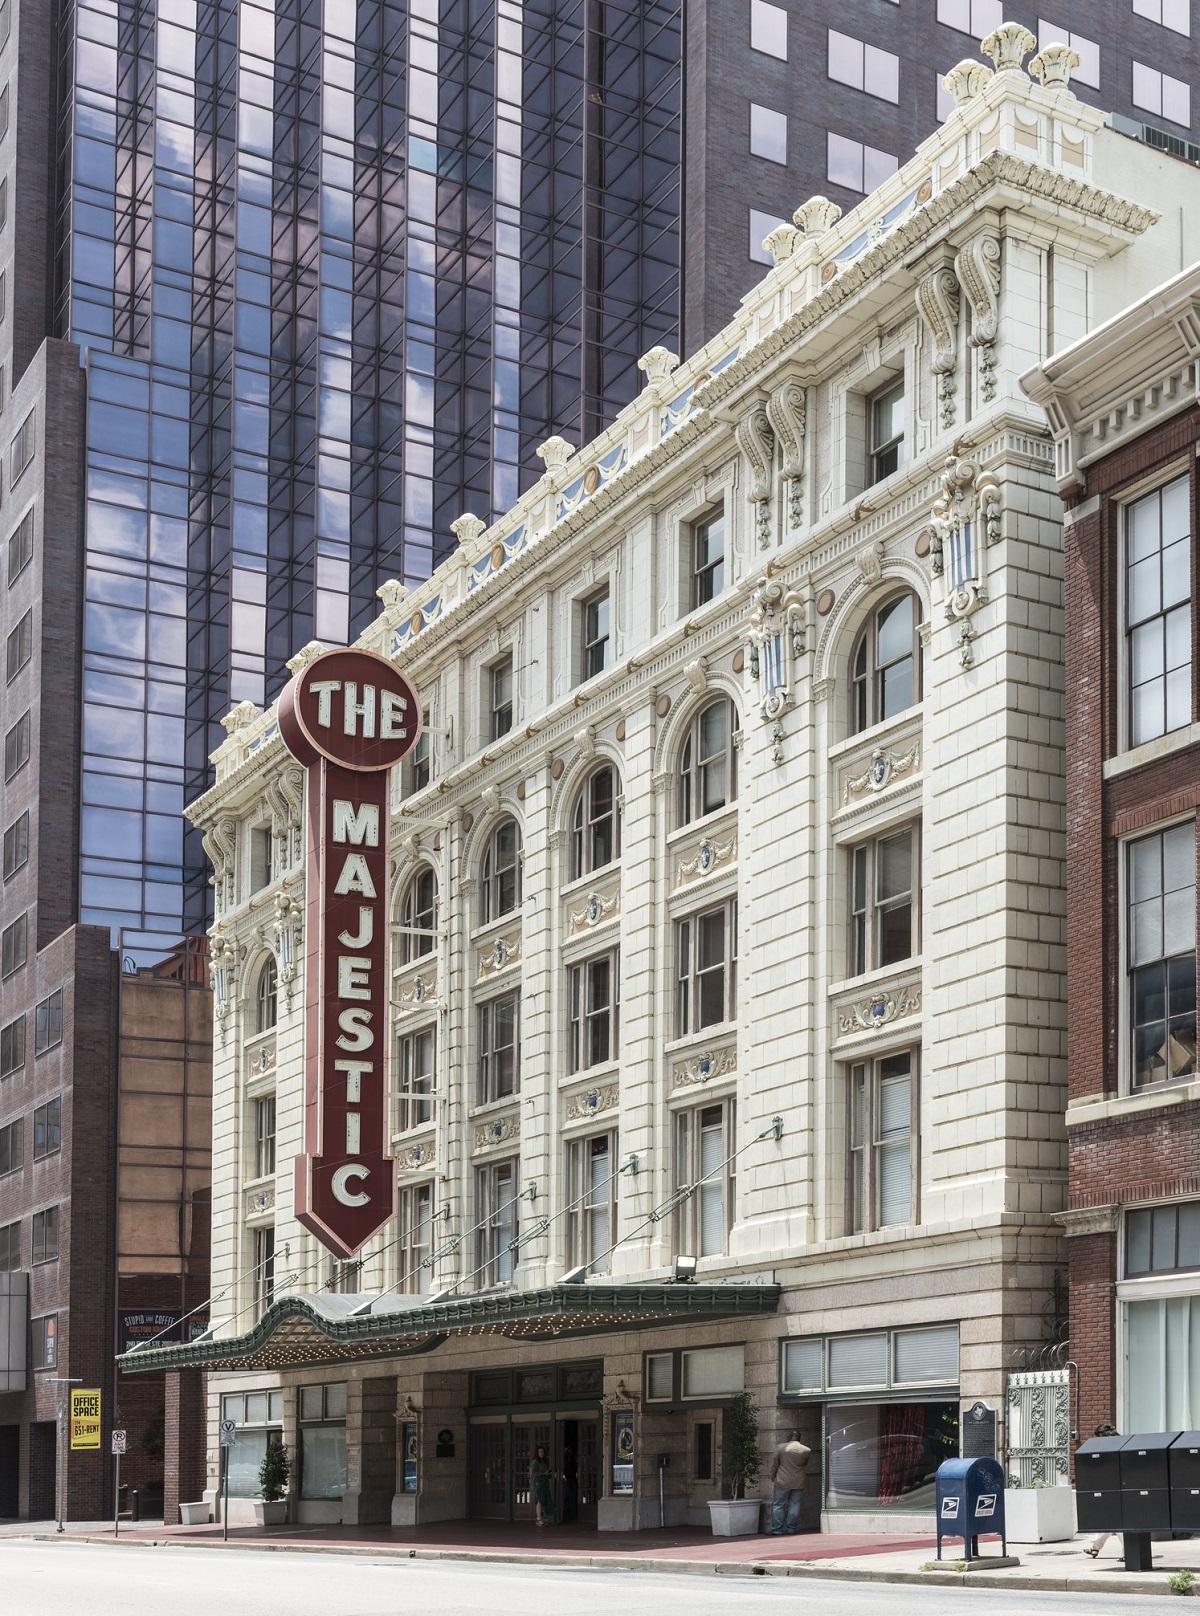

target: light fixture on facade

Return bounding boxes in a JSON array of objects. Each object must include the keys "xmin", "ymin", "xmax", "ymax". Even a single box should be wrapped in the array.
[{"xmin": 674, "ymin": 1256, "xmax": 698, "ymax": 1284}]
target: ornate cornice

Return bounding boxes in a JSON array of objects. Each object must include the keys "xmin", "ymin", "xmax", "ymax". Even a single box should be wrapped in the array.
[{"xmin": 1055, "ymin": 1205, "xmax": 1118, "ymax": 1238}]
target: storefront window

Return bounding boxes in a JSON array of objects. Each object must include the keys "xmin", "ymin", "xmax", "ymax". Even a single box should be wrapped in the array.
[
  {"xmin": 1126, "ymin": 1296, "xmax": 1200, "ymax": 1430},
  {"xmin": 220, "ymin": 1389, "xmax": 283, "ymax": 1497},
  {"xmin": 299, "ymin": 1382, "xmax": 347, "ymax": 1500},
  {"xmin": 825, "ymin": 1401, "xmax": 959, "ymax": 1509}
]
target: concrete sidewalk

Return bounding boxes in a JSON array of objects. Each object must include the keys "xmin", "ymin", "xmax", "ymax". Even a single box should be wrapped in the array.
[{"xmin": 3, "ymin": 1516, "xmax": 1200, "ymax": 1596}]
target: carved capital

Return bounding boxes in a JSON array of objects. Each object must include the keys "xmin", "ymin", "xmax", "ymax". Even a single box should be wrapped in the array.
[
  {"xmin": 637, "ymin": 345, "xmax": 679, "ymax": 390},
  {"xmin": 1030, "ymin": 41, "xmax": 1081, "ymax": 91},
  {"xmin": 980, "ymin": 21, "xmax": 1037, "ymax": 75},
  {"xmin": 451, "ymin": 513, "xmax": 487, "ymax": 547},
  {"xmin": 942, "ymin": 59, "xmax": 993, "ymax": 109},
  {"xmin": 792, "ymin": 196, "xmax": 842, "ymax": 237},
  {"xmin": 763, "ymin": 225, "xmax": 800, "ymax": 264},
  {"xmin": 535, "ymin": 436, "xmax": 575, "ymax": 475}
]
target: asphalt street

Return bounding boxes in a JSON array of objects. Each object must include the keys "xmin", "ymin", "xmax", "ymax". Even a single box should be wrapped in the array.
[{"xmin": 0, "ymin": 1542, "xmax": 1189, "ymax": 1616}]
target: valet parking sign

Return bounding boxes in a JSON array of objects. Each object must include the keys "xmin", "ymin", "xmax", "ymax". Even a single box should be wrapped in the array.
[{"xmin": 278, "ymin": 647, "xmax": 422, "ymax": 1258}]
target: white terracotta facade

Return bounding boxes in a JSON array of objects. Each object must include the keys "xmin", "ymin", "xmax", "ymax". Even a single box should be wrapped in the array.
[{"xmin": 175, "ymin": 32, "xmax": 1200, "ymax": 1533}]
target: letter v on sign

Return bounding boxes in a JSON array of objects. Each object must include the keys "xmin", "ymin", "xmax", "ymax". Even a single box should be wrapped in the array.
[{"xmin": 277, "ymin": 647, "xmax": 422, "ymax": 1258}]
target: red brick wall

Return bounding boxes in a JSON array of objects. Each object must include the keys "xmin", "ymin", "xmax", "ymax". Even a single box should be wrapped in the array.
[{"xmin": 163, "ymin": 1371, "xmax": 208, "ymax": 1526}]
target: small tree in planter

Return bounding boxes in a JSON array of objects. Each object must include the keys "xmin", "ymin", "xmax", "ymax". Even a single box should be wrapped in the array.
[
  {"xmin": 255, "ymin": 1438, "xmax": 290, "ymax": 1526},
  {"xmin": 708, "ymin": 1392, "xmax": 762, "ymax": 1536}
]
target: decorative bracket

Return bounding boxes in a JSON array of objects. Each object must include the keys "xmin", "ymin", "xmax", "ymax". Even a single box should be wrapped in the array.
[
  {"xmin": 955, "ymin": 233, "xmax": 1002, "ymax": 402},
  {"xmin": 765, "ymin": 380, "xmax": 806, "ymax": 529},
  {"xmin": 915, "ymin": 266, "xmax": 961, "ymax": 428},
  {"xmin": 735, "ymin": 404, "xmax": 775, "ymax": 550}
]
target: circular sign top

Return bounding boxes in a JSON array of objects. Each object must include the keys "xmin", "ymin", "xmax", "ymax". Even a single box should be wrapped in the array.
[{"xmin": 278, "ymin": 647, "xmax": 422, "ymax": 772}]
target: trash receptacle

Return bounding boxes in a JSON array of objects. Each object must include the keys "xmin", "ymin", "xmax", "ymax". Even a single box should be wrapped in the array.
[
  {"xmin": 1074, "ymin": 1433, "xmax": 1124, "ymax": 1532},
  {"xmin": 934, "ymin": 1457, "xmax": 1007, "ymax": 1562}
]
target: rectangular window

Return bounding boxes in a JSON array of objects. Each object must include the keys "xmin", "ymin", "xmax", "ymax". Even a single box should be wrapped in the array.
[
  {"xmin": 676, "ymin": 901, "xmax": 737, "ymax": 1036},
  {"xmin": 827, "ymin": 132, "xmax": 899, "ymax": 195},
  {"xmin": 0, "ymin": 1115, "xmax": 21, "ymax": 1175},
  {"xmin": 1, "ymin": 912, "xmax": 26, "ymax": 978},
  {"xmin": 10, "ymin": 407, "xmax": 34, "ymax": 481},
  {"xmin": 7, "ymin": 506, "xmax": 33, "ymax": 585},
  {"xmin": 0, "ymin": 1014, "xmax": 23, "ymax": 1076},
  {"xmin": 220, "ymin": 1389, "xmax": 284, "ymax": 1497},
  {"xmin": 749, "ymin": 208, "xmax": 788, "ymax": 265},
  {"xmin": 0, "ymin": 178, "xmax": 7, "ymax": 231},
  {"xmin": 1127, "ymin": 822, "xmax": 1196, "ymax": 1088},
  {"xmin": 475, "ymin": 1157, "xmax": 519, "ymax": 1287},
  {"xmin": 489, "ymin": 654, "xmax": 513, "ymax": 740},
  {"xmin": 1132, "ymin": 60, "xmax": 1191, "ymax": 125},
  {"xmin": 252, "ymin": 1225, "xmax": 275, "ymax": 1318},
  {"xmin": 937, "ymin": 0, "xmax": 1003, "ymax": 36},
  {"xmin": 32, "ymin": 1098, "xmax": 60, "ymax": 1160},
  {"xmin": 32, "ymin": 1205, "xmax": 59, "ymax": 1263},
  {"xmin": 750, "ymin": 0, "xmax": 787, "ymax": 58},
  {"xmin": 869, "ymin": 378, "xmax": 906, "ymax": 484},
  {"xmin": 32, "ymin": 1314, "xmax": 56, "ymax": 1370},
  {"xmin": 397, "ymin": 1181, "xmax": 434, "ymax": 1293},
  {"xmin": 781, "ymin": 1325, "xmax": 959, "ymax": 1397},
  {"xmin": 581, "ymin": 587, "xmax": 610, "ymax": 681},
  {"xmin": 397, "ymin": 1025, "xmax": 435, "ymax": 1130},
  {"xmin": 849, "ymin": 1051, "xmax": 916, "ymax": 1232},
  {"xmin": 1126, "ymin": 474, "xmax": 1191, "ymax": 746},
  {"xmin": 477, "ymin": 994, "xmax": 519, "ymax": 1103},
  {"xmin": 1037, "ymin": 21, "xmax": 1100, "ymax": 88},
  {"xmin": 299, "ymin": 1382, "xmax": 347, "ymax": 1501},
  {"xmin": 569, "ymin": 951, "xmax": 619, "ymax": 1072},
  {"xmin": 682, "ymin": 1343, "xmax": 745, "ymax": 1399},
  {"xmin": 3, "ymin": 809, "xmax": 27, "ymax": 879},
  {"xmin": 675, "ymin": 1099, "xmax": 735, "ymax": 1258},
  {"xmin": 849, "ymin": 825, "xmax": 918, "ymax": 976},
  {"xmin": 1125, "ymin": 1296, "xmax": 1200, "ymax": 1429},
  {"xmin": 694, "ymin": 1420, "xmax": 714, "ymax": 1480},
  {"xmin": 1126, "ymin": 1201, "xmax": 1200, "ymax": 1275},
  {"xmin": 249, "ymin": 825, "xmax": 273, "ymax": 892},
  {"xmin": 254, "ymin": 1095, "xmax": 276, "ymax": 1178},
  {"xmin": 827, "ymin": 31, "xmax": 900, "ymax": 102},
  {"xmin": 3, "ymin": 608, "xmax": 28, "ymax": 685},
  {"xmin": 34, "ymin": 989, "xmax": 62, "ymax": 1055},
  {"xmin": 566, "ymin": 1132, "xmax": 616, "ymax": 1274},
  {"xmin": 1133, "ymin": 0, "xmax": 1191, "ymax": 36},
  {"xmin": 749, "ymin": 103, "xmax": 787, "ymax": 164},
  {"xmin": 691, "ymin": 511, "xmax": 726, "ymax": 608},
  {"xmin": 0, "ymin": 1219, "xmax": 18, "ymax": 1270},
  {"xmin": 3, "ymin": 710, "xmax": 29, "ymax": 780},
  {"xmin": 406, "ymin": 714, "xmax": 433, "ymax": 793}
]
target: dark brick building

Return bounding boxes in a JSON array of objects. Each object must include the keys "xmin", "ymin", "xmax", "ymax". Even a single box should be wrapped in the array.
[{"xmin": 1024, "ymin": 265, "xmax": 1200, "ymax": 1440}]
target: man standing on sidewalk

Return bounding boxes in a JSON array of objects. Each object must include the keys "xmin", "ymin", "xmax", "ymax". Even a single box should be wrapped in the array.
[{"xmin": 767, "ymin": 1430, "xmax": 811, "ymax": 1536}]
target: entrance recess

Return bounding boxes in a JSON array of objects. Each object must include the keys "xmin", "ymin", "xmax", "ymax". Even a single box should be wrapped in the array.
[{"xmin": 467, "ymin": 1358, "xmax": 603, "ymax": 1526}]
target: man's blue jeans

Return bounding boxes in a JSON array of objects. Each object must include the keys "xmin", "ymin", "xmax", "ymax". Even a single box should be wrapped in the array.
[{"xmin": 770, "ymin": 1484, "xmax": 802, "ymax": 1534}]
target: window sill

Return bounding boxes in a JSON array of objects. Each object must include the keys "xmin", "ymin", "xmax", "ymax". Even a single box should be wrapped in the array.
[
  {"xmin": 829, "ymin": 959, "xmax": 922, "ymax": 1003},
  {"xmin": 827, "ymin": 704, "xmax": 924, "ymax": 764},
  {"xmin": 560, "ymin": 863, "xmax": 622, "ymax": 901},
  {"xmin": 1066, "ymin": 1076, "xmax": 1200, "ymax": 1129},
  {"xmin": 666, "ymin": 803, "xmax": 738, "ymax": 848},
  {"xmin": 1102, "ymin": 723, "xmax": 1200, "ymax": 780}
]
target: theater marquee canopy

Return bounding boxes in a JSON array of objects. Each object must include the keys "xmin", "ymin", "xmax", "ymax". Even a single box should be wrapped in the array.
[{"xmin": 117, "ymin": 1282, "xmax": 781, "ymax": 1375}]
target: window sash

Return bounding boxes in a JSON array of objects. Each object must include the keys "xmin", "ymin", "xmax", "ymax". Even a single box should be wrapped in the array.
[
  {"xmin": 848, "ymin": 1053, "xmax": 916, "ymax": 1233},
  {"xmin": 1126, "ymin": 475, "xmax": 1192, "ymax": 747},
  {"xmin": 850, "ymin": 827, "xmax": 917, "ymax": 976},
  {"xmin": 398, "ymin": 1182, "xmax": 433, "ymax": 1292},
  {"xmin": 569, "ymin": 952, "xmax": 618, "ymax": 1072},
  {"xmin": 675, "ymin": 1101, "xmax": 734, "ymax": 1258},
  {"xmin": 676, "ymin": 903, "xmax": 737, "ymax": 1035},
  {"xmin": 476, "ymin": 1160, "xmax": 519, "ymax": 1286},
  {"xmin": 401, "ymin": 867, "xmax": 437, "ymax": 962},
  {"xmin": 34, "ymin": 989, "xmax": 62, "ymax": 1055},
  {"xmin": 32, "ymin": 1205, "xmax": 59, "ymax": 1263},
  {"xmin": 692, "ymin": 513, "xmax": 725, "ymax": 607},
  {"xmin": 583, "ymin": 590, "xmax": 610, "ymax": 679},
  {"xmin": 32, "ymin": 1101, "xmax": 59, "ymax": 1160},
  {"xmin": 2, "ymin": 811, "xmax": 28, "ymax": 880},
  {"xmin": 254, "ymin": 1097, "xmax": 276, "ymax": 1178},
  {"xmin": 567, "ymin": 1133, "xmax": 616, "ymax": 1272},
  {"xmin": 0, "ymin": 1116, "xmax": 21, "ymax": 1174},
  {"xmin": 399, "ymin": 1026, "xmax": 435, "ymax": 1129},
  {"xmin": 482, "ymin": 821, "xmax": 521, "ymax": 922},
  {"xmin": 478, "ymin": 996, "xmax": 519, "ymax": 1103},
  {"xmin": 571, "ymin": 766, "xmax": 618, "ymax": 879},
  {"xmin": 490, "ymin": 658, "xmax": 513, "ymax": 738},
  {"xmin": 1127, "ymin": 824, "xmax": 1197, "ymax": 1089},
  {"xmin": 253, "ymin": 1227, "xmax": 275, "ymax": 1316}
]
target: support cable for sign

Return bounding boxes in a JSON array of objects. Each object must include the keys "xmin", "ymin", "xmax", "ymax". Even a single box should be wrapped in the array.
[{"xmin": 580, "ymin": 1115, "xmax": 784, "ymax": 1280}]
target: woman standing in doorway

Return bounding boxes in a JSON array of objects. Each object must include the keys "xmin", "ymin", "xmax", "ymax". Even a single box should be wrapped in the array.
[{"xmin": 530, "ymin": 1444, "xmax": 554, "ymax": 1525}]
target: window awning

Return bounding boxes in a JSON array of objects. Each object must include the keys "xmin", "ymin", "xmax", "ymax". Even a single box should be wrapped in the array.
[{"xmin": 117, "ymin": 1281, "xmax": 781, "ymax": 1374}]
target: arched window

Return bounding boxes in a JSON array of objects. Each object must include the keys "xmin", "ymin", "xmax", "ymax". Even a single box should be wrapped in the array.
[
  {"xmin": 570, "ymin": 765, "xmax": 620, "ymax": 881},
  {"xmin": 850, "ymin": 591, "xmax": 921, "ymax": 734},
  {"xmin": 255, "ymin": 957, "xmax": 277, "ymax": 1034},
  {"xmin": 400, "ymin": 867, "xmax": 437, "ymax": 964},
  {"xmin": 678, "ymin": 698, "xmax": 739, "ymax": 826},
  {"xmin": 481, "ymin": 818, "xmax": 522, "ymax": 924}
]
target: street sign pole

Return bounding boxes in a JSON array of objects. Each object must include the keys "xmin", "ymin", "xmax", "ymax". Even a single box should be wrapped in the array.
[
  {"xmin": 219, "ymin": 1419, "xmax": 236, "ymax": 1542},
  {"xmin": 47, "ymin": 1378, "xmax": 82, "ymax": 1535},
  {"xmin": 111, "ymin": 1430, "xmax": 126, "ymax": 1538}
]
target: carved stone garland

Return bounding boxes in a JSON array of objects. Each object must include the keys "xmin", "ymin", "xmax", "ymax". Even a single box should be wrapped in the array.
[
  {"xmin": 929, "ymin": 455, "xmax": 1002, "ymax": 669},
  {"xmin": 735, "ymin": 405, "xmax": 775, "ymax": 550},
  {"xmin": 747, "ymin": 576, "xmax": 806, "ymax": 735},
  {"xmin": 915, "ymin": 266, "xmax": 961, "ymax": 428},
  {"xmin": 765, "ymin": 380, "xmax": 806, "ymax": 528},
  {"xmin": 955, "ymin": 233, "xmax": 1001, "ymax": 403}
]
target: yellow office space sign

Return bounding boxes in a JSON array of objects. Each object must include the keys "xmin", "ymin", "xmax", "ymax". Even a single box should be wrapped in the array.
[{"xmin": 70, "ymin": 1389, "xmax": 102, "ymax": 1450}]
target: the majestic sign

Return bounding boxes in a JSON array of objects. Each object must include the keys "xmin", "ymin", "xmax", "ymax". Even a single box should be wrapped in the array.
[{"xmin": 278, "ymin": 646, "xmax": 422, "ymax": 1257}]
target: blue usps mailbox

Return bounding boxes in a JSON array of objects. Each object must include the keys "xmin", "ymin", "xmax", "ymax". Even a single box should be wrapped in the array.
[{"xmin": 934, "ymin": 1457, "xmax": 1007, "ymax": 1562}]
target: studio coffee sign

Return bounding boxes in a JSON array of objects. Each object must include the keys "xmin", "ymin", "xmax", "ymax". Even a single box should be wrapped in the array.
[{"xmin": 278, "ymin": 647, "xmax": 422, "ymax": 1258}]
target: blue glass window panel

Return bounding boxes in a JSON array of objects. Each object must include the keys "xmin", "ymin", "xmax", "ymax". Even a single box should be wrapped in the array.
[
  {"xmin": 81, "ymin": 874, "xmax": 143, "ymax": 912},
  {"xmin": 236, "ymin": 203, "xmax": 272, "ymax": 255},
  {"xmin": 84, "ymin": 671, "xmax": 145, "ymax": 707},
  {"xmin": 75, "ymin": 137, "xmax": 116, "ymax": 190},
  {"xmin": 152, "ymin": 415, "xmax": 190, "ymax": 468},
  {"xmin": 320, "ymin": 286, "xmax": 352, "ymax": 340},
  {"xmin": 153, "ymin": 218, "xmax": 193, "ymax": 273},
  {"xmin": 157, "ymin": 21, "xmax": 194, "ymax": 70},
  {"xmin": 87, "ymin": 570, "xmax": 145, "ymax": 608},
  {"xmin": 155, "ymin": 121, "xmax": 194, "ymax": 173},
  {"xmin": 238, "ymin": 102, "xmax": 273, "ymax": 155},
  {"xmin": 231, "ymin": 504, "xmax": 267, "ymax": 556},
  {"xmin": 83, "ymin": 806, "xmax": 144, "ymax": 855},
  {"xmin": 144, "ymin": 880, "xmax": 183, "ymax": 920},
  {"xmin": 153, "ymin": 318, "xmax": 190, "ymax": 367},
  {"xmin": 73, "ymin": 237, "xmax": 116, "ymax": 293},
  {"xmin": 234, "ymin": 400, "xmax": 269, "ymax": 453},
  {"xmin": 144, "ymin": 814, "xmax": 183, "ymax": 865},
  {"xmin": 88, "ymin": 501, "xmax": 147, "ymax": 559},
  {"xmin": 89, "ymin": 402, "xmax": 150, "ymax": 459},
  {"xmin": 146, "ymin": 680, "xmax": 184, "ymax": 715},
  {"xmin": 90, "ymin": 365, "xmax": 149, "ymax": 408},
  {"xmin": 319, "ymin": 388, "xmax": 351, "ymax": 439},
  {"xmin": 84, "ymin": 701, "xmax": 145, "ymax": 757},
  {"xmin": 149, "ymin": 582, "xmax": 186, "ymax": 618},
  {"xmin": 146, "ymin": 712, "xmax": 184, "ymax": 760},
  {"xmin": 86, "ymin": 605, "xmax": 147, "ymax": 660},
  {"xmin": 148, "ymin": 615, "xmax": 186, "ymax": 664},
  {"xmin": 145, "ymin": 781, "xmax": 183, "ymax": 814},
  {"xmin": 235, "ymin": 303, "xmax": 270, "ymax": 353},
  {"xmin": 88, "ymin": 468, "xmax": 147, "ymax": 507}
]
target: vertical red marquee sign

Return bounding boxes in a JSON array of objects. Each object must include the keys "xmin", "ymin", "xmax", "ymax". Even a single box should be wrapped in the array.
[{"xmin": 277, "ymin": 647, "xmax": 422, "ymax": 1258}]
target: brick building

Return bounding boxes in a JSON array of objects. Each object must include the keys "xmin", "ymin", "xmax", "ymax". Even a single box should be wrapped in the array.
[
  {"xmin": 1024, "ymin": 268, "xmax": 1200, "ymax": 1439},
  {"xmin": 128, "ymin": 39, "xmax": 1200, "ymax": 1530}
]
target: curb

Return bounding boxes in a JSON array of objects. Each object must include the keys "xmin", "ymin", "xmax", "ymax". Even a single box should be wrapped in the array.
[{"xmin": 13, "ymin": 1531, "xmax": 1193, "ymax": 1593}]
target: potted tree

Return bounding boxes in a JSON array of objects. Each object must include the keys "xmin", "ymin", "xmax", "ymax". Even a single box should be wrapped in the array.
[
  {"xmin": 253, "ymin": 1436, "xmax": 290, "ymax": 1527},
  {"xmin": 708, "ymin": 1391, "xmax": 764, "ymax": 1536}
]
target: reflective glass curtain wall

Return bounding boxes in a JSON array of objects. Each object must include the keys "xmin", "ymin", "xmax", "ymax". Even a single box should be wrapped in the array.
[{"xmin": 53, "ymin": 0, "xmax": 681, "ymax": 948}]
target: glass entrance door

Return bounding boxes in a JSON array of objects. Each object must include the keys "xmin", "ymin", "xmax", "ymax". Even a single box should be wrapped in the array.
[
  {"xmin": 511, "ymin": 1418, "xmax": 551, "ymax": 1521},
  {"xmin": 556, "ymin": 1417, "xmax": 599, "ymax": 1524},
  {"xmin": 470, "ymin": 1418, "xmax": 509, "ymax": 1520}
]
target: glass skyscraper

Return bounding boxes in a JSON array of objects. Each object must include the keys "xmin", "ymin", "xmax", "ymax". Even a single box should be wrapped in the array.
[{"xmin": 52, "ymin": 0, "xmax": 682, "ymax": 947}]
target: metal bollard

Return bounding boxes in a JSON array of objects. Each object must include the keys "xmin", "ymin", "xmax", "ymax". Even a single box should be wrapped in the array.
[{"xmin": 130, "ymin": 1489, "xmax": 140, "ymax": 1523}]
